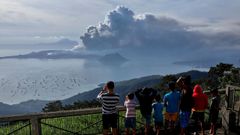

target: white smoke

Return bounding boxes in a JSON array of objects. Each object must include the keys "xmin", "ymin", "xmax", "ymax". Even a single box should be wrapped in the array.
[{"xmin": 78, "ymin": 6, "xmax": 240, "ymax": 54}]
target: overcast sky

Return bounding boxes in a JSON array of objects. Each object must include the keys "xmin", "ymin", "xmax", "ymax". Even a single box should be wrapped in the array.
[{"xmin": 0, "ymin": 0, "xmax": 240, "ymax": 45}]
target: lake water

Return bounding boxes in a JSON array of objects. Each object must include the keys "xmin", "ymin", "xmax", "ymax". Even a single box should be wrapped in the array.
[{"xmin": 0, "ymin": 49, "xmax": 207, "ymax": 104}]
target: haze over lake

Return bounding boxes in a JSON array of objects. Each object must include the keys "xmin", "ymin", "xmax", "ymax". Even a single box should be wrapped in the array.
[{"xmin": 0, "ymin": 49, "xmax": 205, "ymax": 105}]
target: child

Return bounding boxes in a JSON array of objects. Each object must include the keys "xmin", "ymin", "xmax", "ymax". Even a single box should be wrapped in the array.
[
  {"xmin": 152, "ymin": 94, "xmax": 164, "ymax": 135},
  {"xmin": 209, "ymin": 88, "xmax": 221, "ymax": 135},
  {"xmin": 97, "ymin": 81, "xmax": 120, "ymax": 135},
  {"xmin": 163, "ymin": 81, "xmax": 181, "ymax": 132},
  {"xmin": 124, "ymin": 93, "xmax": 136, "ymax": 135}
]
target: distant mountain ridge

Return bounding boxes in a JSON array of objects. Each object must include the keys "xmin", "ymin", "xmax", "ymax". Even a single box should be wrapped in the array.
[
  {"xmin": 0, "ymin": 100, "xmax": 49, "ymax": 116},
  {"xmin": 0, "ymin": 50, "xmax": 127, "ymax": 64},
  {"xmin": 62, "ymin": 75, "xmax": 163, "ymax": 105},
  {"xmin": 0, "ymin": 50, "xmax": 100, "ymax": 59},
  {"xmin": 62, "ymin": 70, "xmax": 208, "ymax": 105},
  {"xmin": 0, "ymin": 70, "xmax": 207, "ymax": 116}
]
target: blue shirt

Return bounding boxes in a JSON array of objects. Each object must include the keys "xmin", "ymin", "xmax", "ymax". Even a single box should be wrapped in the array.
[
  {"xmin": 152, "ymin": 102, "xmax": 164, "ymax": 122},
  {"xmin": 164, "ymin": 90, "xmax": 181, "ymax": 113}
]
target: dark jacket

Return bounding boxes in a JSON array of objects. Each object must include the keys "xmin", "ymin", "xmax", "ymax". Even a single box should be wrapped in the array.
[
  {"xmin": 180, "ymin": 86, "xmax": 194, "ymax": 112},
  {"xmin": 135, "ymin": 88, "xmax": 157, "ymax": 117}
]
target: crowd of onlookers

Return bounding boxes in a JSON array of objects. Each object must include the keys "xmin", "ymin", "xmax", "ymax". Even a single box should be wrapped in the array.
[{"xmin": 97, "ymin": 76, "xmax": 221, "ymax": 135}]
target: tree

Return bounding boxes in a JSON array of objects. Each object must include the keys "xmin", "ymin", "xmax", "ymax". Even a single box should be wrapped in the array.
[
  {"xmin": 208, "ymin": 63, "xmax": 233, "ymax": 78},
  {"xmin": 42, "ymin": 100, "xmax": 63, "ymax": 112},
  {"xmin": 207, "ymin": 63, "xmax": 240, "ymax": 89},
  {"xmin": 156, "ymin": 75, "xmax": 177, "ymax": 96}
]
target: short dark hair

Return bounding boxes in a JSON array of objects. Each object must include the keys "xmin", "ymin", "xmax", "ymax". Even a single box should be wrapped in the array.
[
  {"xmin": 142, "ymin": 87, "xmax": 150, "ymax": 94},
  {"xmin": 107, "ymin": 81, "xmax": 114, "ymax": 90},
  {"xmin": 211, "ymin": 88, "xmax": 218, "ymax": 94},
  {"xmin": 127, "ymin": 93, "xmax": 134, "ymax": 100},
  {"xmin": 182, "ymin": 75, "xmax": 191, "ymax": 86},
  {"xmin": 169, "ymin": 81, "xmax": 175, "ymax": 90},
  {"xmin": 155, "ymin": 94, "xmax": 161, "ymax": 102}
]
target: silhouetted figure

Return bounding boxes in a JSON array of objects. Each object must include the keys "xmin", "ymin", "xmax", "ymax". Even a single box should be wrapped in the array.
[
  {"xmin": 209, "ymin": 88, "xmax": 220, "ymax": 135},
  {"xmin": 135, "ymin": 88, "xmax": 157, "ymax": 135},
  {"xmin": 177, "ymin": 76, "xmax": 194, "ymax": 135}
]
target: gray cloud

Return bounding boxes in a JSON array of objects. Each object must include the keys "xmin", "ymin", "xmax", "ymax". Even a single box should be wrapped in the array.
[
  {"xmin": 81, "ymin": 6, "xmax": 195, "ymax": 50},
  {"xmin": 79, "ymin": 6, "xmax": 240, "ymax": 65},
  {"xmin": 80, "ymin": 6, "xmax": 240, "ymax": 50}
]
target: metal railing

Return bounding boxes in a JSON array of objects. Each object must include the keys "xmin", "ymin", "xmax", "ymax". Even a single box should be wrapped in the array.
[
  {"xmin": 0, "ymin": 106, "xmax": 144, "ymax": 135},
  {"xmin": 5, "ymin": 121, "xmax": 31, "ymax": 135},
  {"xmin": 221, "ymin": 85, "xmax": 240, "ymax": 134},
  {"xmin": 225, "ymin": 85, "xmax": 240, "ymax": 111}
]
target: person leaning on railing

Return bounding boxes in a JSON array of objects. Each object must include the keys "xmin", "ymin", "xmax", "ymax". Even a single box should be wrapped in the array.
[{"xmin": 97, "ymin": 81, "xmax": 120, "ymax": 135}]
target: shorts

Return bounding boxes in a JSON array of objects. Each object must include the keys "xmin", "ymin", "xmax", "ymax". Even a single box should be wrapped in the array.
[
  {"xmin": 125, "ymin": 117, "xmax": 136, "ymax": 128},
  {"xmin": 154, "ymin": 121, "xmax": 163, "ymax": 127},
  {"xmin": 142, "ymin": 114, "xmax": 151, "ymax": 126},
  {"xmin": 179, "ymin": 111, "xmax": 191, "ymax": 128},
  {"xmin": 165, "ymin": 112, "xmax": 178, "ymax": 122},
  {"xmin": 192, "ymin": 111, "xmax": 205, "ymax": 123},
  {"xmin": 102, "ymin": 113, "xmax": 118, "ymax": 129}
]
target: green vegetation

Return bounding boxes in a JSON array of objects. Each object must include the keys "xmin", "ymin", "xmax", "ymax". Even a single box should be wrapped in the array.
[
  {"xmin": 42, "ymin": 99, "xmax": 101, "ymax": 112},
  {"xmin": 0, "ymin": 121, "xmax": 30, "ymax": 135},
  {"xmin": 41, "ymin": 114, "xmax": 103, "ymax": 135},
  {"xmin": 208, "ymin": 63, "xmax": 240, "ymax": 89},
  {"xmin": 154, "ymin": 63, "xmax": 240, "ymax": 96},
  {"xmin": 0, "ymin": 110, "xmax": 145, "ymax": 135}
]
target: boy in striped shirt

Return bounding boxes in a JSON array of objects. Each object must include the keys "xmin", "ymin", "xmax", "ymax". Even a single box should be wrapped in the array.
[
  {"xmin": 97, "ymin": 81, "xmax": 120, "ymax": 135},
  {"xmin": 124, "ymin": 93, "xmax": 136, "ymax": 135}
]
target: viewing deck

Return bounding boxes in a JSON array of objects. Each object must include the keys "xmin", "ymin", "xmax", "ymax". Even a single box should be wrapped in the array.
[
  {"xmin": 0, "ymin": 106, "xmax": 226, "ymax": 135},
  {"xmin": 1, "ymin": 85, "xmax": 240, "ymax": 135}
]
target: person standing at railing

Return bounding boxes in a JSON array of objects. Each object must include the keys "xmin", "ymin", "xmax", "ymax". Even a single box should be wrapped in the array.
[
  {"xmin": 97, "ymin": 81, "xmax": 120, "ymax": 135},
  {"xmin": 124, "ymin": 93, "xmax": 136, "ymax": 135},
  {"xmin": 135, "ymin": 87, "xmax": 157, "ymax": 135},
  {"xmin": 163, "ymin": 81, "xmax": 181, "ymax": 133},
  {"xmin": 177, "ymin": 76, "xmax": 194, "ymax": 135},
  {"xmin": 209, "ymin": 88, "xmax": 220, "ymax": 135},
  {"xmin": 192, "ymin": 84, "xmax": 208, "ymax": 135},
  {"xmin": 152, "ymin": 94, "xmax": 164, "ymax": 135}
]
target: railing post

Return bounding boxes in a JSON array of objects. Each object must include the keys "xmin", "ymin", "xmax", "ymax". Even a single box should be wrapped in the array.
[{"xmin": 30, "ymin": 117, "xmax": 41, "ymax": 135}]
